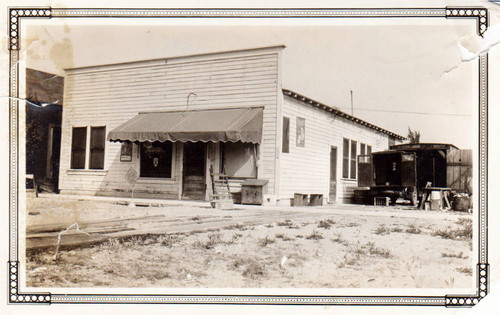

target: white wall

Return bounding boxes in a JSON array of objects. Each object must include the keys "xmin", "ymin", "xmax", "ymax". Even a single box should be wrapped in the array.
[
  {"xmin": 59, "ymin": 47, "xmax": 282, "ymax": 197},
  {"xmin": 279, "ymin": 95, "xmax": 393, "ymax": 204}
]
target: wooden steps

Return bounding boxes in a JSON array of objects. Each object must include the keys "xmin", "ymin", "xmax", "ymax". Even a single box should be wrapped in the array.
[{"xmin": 209, "ymin": 166, "xmax": 234, "ymax": 210}]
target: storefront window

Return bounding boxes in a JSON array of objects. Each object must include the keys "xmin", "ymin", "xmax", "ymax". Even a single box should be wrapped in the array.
[
  {"xmin": 222, "ymin": 142, "xmax": 257, "ymax": 178},
  {"xmin": 140, "ymin": 142, "xmax": 172, "ymax": 178}
]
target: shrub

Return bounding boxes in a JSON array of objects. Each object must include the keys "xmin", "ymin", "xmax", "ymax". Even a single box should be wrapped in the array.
[
  {"xmin": 405, "ymin": 225, "xmax": 422, "ymax": 234},
  {"xmin": 258, "ymin": 236, "xmax": 275, "ymax": 247},
  {"xmin": 277, "ymin": 219, "xmax": 293, "ymax": 227},
  {"xmin": 317, "ymin": 220, "xmax": 332, "ymax": 229},
  {"xmin": 374, "ymin": 225, "xmax": 390, "ymax": 235},
  {"xmin": 306, "ymin": 230, "xmax": 323, "ymax": 240},
  {"xmin": 432, "ymin": 219, "xmax": 472, "ymax": 240},
  {"xmin": 456, "ymin": 266, "xmax": 473, "ymax": 276},
  {"xmin": 442, "ymin": 252, "xmax": 467, "ymax": 259},
  {"xmin": 242, "ymin": 262, "xmax": 266, "ymax": 279},
  {"xmin": 366, "ymin": 242, "xmax": 391, "ymax": 258}
]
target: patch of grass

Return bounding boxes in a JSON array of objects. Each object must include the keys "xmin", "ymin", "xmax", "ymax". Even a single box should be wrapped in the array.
[
  {"xmin": 432, "ymin": 219, "xmax": 472, "ymax": 240},
  {"xmin": 160, "ymin": 234, "xmax": 183, "ymax": 247},
  {"xmin": 242, "ymin": 262, "xmax": 266, "ymax": 279},
  {"xmin": 231, "ymin": 233, "xmax": 243, "ymax": 242},
  {"xmin": 287, "ymin": 224, "xmax": 300, "ymax": 229},
  {"xmin": 457, "ymin": 217, "xmax": 472, "ymax": 226},
  {"xmin": 391, "ymin": 227, "xmax": 403, "ymax": 233},
  {"xmin": 374, "ymin": 225, "xmax": 390, "ymax": 235},
  {"xmin": 337, "ymin": 253, "xmax": 359, "ymax": 268},
  {"xmin": 295, "ymin": 234, "xmax": 303, "ymax": 238},
  {"xmin": 317, "ymin": 220, "xmax": 332, "ymax": 229},
  {"xmin": 405, "ymin": 224, "xmax": 422, "ymax": 234},
  {"xmin": 366, "ymin": 242, "xmax": 391, "ymax": 258},
  {"xmin": 275, "ymin": 233, "xmax": 285, "ymax": 239},
  {"xmin": 276, "ymin": 219, "xmax": 293, "ymax": 227},
  {"xmin": 456, "ymin": 266, "xmax": 473, "ymax": 276},
  {"xmin": 193, "ymin": 232, "xmax": 223, "ymax": 249},
  {"xmin": 305, "ymin": 230, "xmax": 323, "ymax": 240},
  {"xmin": 346, "ymin": 222, "xmax": 359, "ymax": 228},
  {"xmin": 189, "ymin": 216, "xmax": 201, "ymax": 221},
  {"xmin": 232, "ymin": 258, "xmax": 267, "ymax": 279},
  {"xmin": 442, "ymin": 252, "xmax": 468, "ymax": 259},
  {"xmin": 264, "ymin": 223, "xmax": 274, "ymax": 228},
  {"xmin": 223, "ymin": 224, "xmax": 248, "ymax": 231},
  {"xmin": 258, "ymin": 236, "xmax": 276, "ymax": 247},
  {"xmin": 331, "ymin": 233, "xmax": 349, "ymax": 246}
]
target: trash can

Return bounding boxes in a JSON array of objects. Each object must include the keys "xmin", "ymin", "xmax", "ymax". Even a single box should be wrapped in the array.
[{"xmin": 241, "ymin": 179, "xmax": 268, "ymax": 205}]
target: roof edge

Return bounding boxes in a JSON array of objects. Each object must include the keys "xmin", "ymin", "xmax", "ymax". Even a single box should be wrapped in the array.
[
  {"xmin": 282, "ymin": 89, "xmax": 406, "ymax": 140},
  {"xmin": 65, "ymin": 45, "xmax": 286, "ymax": 72}
]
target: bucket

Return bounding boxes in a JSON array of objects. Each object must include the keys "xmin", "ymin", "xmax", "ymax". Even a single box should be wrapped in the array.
[
  {"xmin": 430, "ymin": 190, "xmax": 441, "ymax": 200},
  {"xmin": 430, "ymin": 190, "xmax": 442, "ymax": 210}
]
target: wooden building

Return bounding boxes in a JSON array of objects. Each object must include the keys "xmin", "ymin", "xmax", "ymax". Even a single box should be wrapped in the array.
[
  {"xmin": 25, "ymin": 68, "xmax": 64, "ymax": 192},
  {"xmin": 58, "ymin": 46, "xmax": 404, "ymax": 205}
]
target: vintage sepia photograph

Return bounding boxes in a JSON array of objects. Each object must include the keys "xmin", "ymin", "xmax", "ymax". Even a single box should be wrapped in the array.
[
  {"xmin": 2, "ymin": 2, "xmax": 497, "ymax": 310},
  {"xmin": 22, "ymin": 20, "xmax": 477, "ymax": 291}
]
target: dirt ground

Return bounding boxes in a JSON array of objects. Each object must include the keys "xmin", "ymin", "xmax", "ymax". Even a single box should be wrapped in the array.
[{"xmin": 25, "ymin": 195, "xmax": 473, "ymax": 289}]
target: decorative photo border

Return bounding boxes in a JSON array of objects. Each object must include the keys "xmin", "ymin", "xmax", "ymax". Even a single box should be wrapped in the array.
[{"xmin": 7, "ymin": 7, "xmax": 489, "ymax": 307}]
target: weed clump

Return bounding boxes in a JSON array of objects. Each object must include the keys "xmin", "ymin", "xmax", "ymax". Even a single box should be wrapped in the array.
[
  {"xmin": 374, "ymin": 225, "xmax": 390, "ymax": 235},
  {"xmin": 306, "ymin": 230, "xmax": 323, "ymax": 240},
  {"xmin": 432, "ymin": 219, "xmax": 472, "ymax": 240},
  {"xmin": 259, "ymin": 236, "xmax": 276, "ymax": 247},
  {"xmin": 317, "ymin": 220, "xmax": 332, "ymax": 229},
  {"xmin": 442, "ymin": 252, "xmax": 467, "ymax": 259},
  {"xmin": 405, "ymin": 225, "xmax": 422, "ymax": 234}
]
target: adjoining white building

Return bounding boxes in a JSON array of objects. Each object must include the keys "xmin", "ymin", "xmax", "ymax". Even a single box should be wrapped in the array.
[{"xmin": 58, "ymin": 46, "xmax": 404, "ymax": 205}]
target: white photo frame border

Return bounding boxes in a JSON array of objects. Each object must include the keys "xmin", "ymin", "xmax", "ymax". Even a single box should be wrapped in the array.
[{"xmin": 6, "ymin": 6, "xmax": 489, "ymax": 308}]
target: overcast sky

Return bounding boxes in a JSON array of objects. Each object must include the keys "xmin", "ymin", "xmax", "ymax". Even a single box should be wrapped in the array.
[{"xmin": 24, "ymin": 19, "xmax": 477, "ymax": 149}]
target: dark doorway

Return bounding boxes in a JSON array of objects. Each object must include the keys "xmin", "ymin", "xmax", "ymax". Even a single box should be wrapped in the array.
[
  {"xmin": 329, "ymin": 146, "xmax": 337, "ymax": 203},
  {"xmin": 183, "ymin": 142, "xmax": 206, "ymax": 200}
]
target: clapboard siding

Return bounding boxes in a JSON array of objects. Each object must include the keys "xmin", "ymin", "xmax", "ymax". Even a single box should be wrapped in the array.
[
  {"xmin": 279, "ymin": 95, "xmax": 391, "ymax": 203},
  {"xmin": 59, "ymin": 49, "xmax": 281, "ymax": 197}
]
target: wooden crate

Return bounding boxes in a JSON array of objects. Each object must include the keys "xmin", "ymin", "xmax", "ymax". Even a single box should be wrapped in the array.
[
  {"xmin": 293, "ymin": 193, "xmax": 308, "ymax": 207},
  {"xmin": 374, "ymin": 197, "xmax": 390, "ymax": 206},
  {"xmin": 309, "ymin": 194, "xmax": 323, "ymax": 206}
]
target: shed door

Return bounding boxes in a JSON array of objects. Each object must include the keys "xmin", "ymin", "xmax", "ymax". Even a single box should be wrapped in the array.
[
  {"xmin": 329, "ymin": 147, "xmax": 337, "ymax": 203},
  {"xmin": 357, "ymin": 155, "xmax": 373, "ymax": 187},
  {"xmin": 401, "ymin": 153, "xmax": 417, "ymax": 187},
  {"xmin": 446, "ymin": 149, "xmax": 472, "ymax": 193}
]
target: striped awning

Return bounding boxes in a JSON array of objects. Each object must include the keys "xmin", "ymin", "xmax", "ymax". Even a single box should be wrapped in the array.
[{"xmin": 107, "ymin": 107, "xmax": 263, "ymax": 143}]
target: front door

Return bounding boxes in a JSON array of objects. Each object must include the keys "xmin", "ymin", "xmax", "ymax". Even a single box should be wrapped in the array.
[
  {"xmin": 182, "ymin": 142, "xmax": 206, "ymax": 200},
  {"xmin": 329, "ymin": 146, "xmax": 337, "ymax": 203}
]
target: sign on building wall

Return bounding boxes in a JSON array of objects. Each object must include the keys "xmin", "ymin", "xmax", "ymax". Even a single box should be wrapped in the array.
[
  {"xmin": 120, "ymin": 142, "xmax": 133, "ymax": 161},
  {"xmin": 296, "ymin": 117, "xmax": 305, "ymax": 147}
]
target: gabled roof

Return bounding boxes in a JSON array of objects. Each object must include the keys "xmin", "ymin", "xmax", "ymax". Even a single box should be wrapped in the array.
[{"xmin": 282, "ymin": 89, "xmax": 406, "ymax": 140}]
